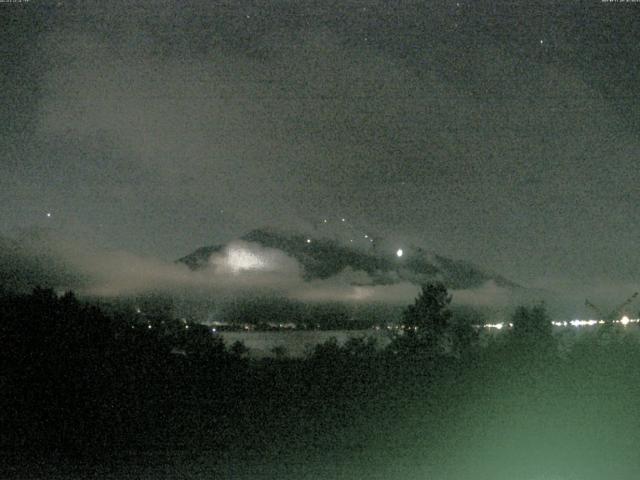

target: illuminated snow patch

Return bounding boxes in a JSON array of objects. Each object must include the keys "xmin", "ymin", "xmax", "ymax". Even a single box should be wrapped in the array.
[
  {"xmin": 226, "ymin": 246, "xmax": 266, "ymax": 272},
  {"xmin": 209, "ymin": 241, "xmax": 301, "ymax": 276}
]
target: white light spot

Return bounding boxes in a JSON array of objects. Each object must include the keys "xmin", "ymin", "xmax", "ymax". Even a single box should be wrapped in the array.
[
  {"xmin": 396, "ymin": 249, "xmax": 403, "ymax": 257},
  {"xmin": 46, "ymin": 212, "xmax": 52, "ymax": 218},
  {"xmin": 364, "ymin": 234, "xmax": 368, "ymax": 238},
  {"xmin": 484, "ymin": 323, "xmax": 504, "ymax": 330},
  {"xmin": 621, "ymin": 315, "xmax": 630, "ymax": 326},
  {"xmin": 323, "ymin": 219, "xmax": 327, "ymax": 223},
  {"xmin": 341, "ymin": 218, "xmax": 346, "ymax": 222},
  {"xmin": 540, "ymin": 39, "xmax": 544, "ymax": 44},
  {"xmin": 306, "ymin": 238, "xmax": 311, "ymax": 244}
]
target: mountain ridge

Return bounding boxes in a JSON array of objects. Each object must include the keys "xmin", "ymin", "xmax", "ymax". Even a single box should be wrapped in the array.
[{"xmin": 178, "ymin": 227, "xmax": 521, "ymax": 291}]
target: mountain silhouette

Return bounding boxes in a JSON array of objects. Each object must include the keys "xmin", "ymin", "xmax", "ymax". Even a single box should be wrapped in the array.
[{"xmin": 178, "ymin": 227, "xmax": 520, "ymax": 290}]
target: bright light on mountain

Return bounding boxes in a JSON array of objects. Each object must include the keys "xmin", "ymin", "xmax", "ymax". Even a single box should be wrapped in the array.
[
  {"xmin": 226, "ymin": 246, "xmax": 266, "ymax": 272},
  {"xmin": 396, "ymin": 249, "xmax": 403, "ymax": 257}
]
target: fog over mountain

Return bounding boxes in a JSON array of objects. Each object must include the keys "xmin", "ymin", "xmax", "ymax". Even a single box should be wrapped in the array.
[
  {"xmin": 0, "ymin": 227, "xmax": 522, "ymax": 305},
  {"xmin": 3, "ymin": 227, "xmax": 635, "ymax": 322},
  {"xmin": 4, "ymin": 1, "xmax": 640, "ymax": 295},
  {"xmin": 180, "ymin": 226, "xmax": 520, "ymax": 289}
]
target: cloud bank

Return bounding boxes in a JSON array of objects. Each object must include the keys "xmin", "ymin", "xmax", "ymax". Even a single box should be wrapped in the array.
[{"xmin": 1, "ymin": 231, "xmax": 524, "ymax": 312}]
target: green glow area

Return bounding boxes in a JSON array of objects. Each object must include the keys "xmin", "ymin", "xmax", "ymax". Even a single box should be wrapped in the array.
[{"xmin": 4, "ymin": 291, "xmax": 640, "ymax": 479}]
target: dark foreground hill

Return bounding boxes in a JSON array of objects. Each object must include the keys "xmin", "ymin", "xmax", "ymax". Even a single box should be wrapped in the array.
[{"xmin": 3, "ymin": 288, "xmax": 640, "ymax": 480}]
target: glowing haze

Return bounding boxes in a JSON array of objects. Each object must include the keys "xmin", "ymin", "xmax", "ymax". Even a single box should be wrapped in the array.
[{"xmin": 3, "ymin": 230, "xmax": 529, "ymax": 313}]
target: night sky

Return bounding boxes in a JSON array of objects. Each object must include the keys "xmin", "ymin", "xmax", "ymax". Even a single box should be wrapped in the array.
[{"xmin": 2, "ymin": 0, "xmax": 640, "ymax": 295}]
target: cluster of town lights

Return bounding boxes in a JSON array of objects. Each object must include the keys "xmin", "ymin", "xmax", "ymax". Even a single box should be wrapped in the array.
[
  {"xmin": 137, "ymin": 303, "xmax": 639, "ymax": 333},
  {"xmin": 481, "ymin": 316, "xmax": 640, "ymax": 330}
]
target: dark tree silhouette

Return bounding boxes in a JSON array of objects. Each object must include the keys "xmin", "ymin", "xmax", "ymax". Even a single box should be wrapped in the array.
[
  {"xmin": 271, "ymin": 345, "xmax": 288, "ymax": 359},
  {"xmin": 449, "ymin": 316, "xmax": 479, "ymax": 360},
  {"xmin": 390, "ymin": 282, "xmax": 453, "ymax": 358},
  {"xmin": 230, "ymin": 340, "xmax": 249, "ymax": 358},
  {"xmin": 509, "ymin": 303, "xmax": 555, "ymax": 355},
  {"xmin": 342, "ymin": 336, "xmax": 377, "ymax": 358},
  {"xmin": 403, "ymin": 283, "xmax": 452, "ymax": 339}
]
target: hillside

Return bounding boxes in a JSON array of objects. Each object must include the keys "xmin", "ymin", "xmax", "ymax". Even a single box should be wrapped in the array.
[{"xmin": 178, "ymin": 228, "xmax": 520, "ymax": 291}]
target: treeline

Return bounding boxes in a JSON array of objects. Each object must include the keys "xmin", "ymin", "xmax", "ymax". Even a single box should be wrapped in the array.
[
  {"xmin": 0, "ymin": 287, "xmax": 246, "ymax": 452},
  {"xmin": 2, "ymin": 284, "xmax": 640, "ymax": 462}
]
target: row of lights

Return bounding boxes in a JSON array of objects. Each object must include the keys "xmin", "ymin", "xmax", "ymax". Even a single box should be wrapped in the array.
[
  {"xmin": 316, "ymin": 217, "xmax": 380, "ymax": 247},
  {"xmin": 552, "ymin": 316, "xmax": 640, "ymax": 327},
  {"xmin": 482, "ymin": 317, "xmax": 640, "ymax": 330},
  {"xmin": 483, "ymin": 323, "xmax": 513, "ymax": 330},
  {"xmin": 307, "ymin": 217, "xmax": 405, "ymax": 257}
]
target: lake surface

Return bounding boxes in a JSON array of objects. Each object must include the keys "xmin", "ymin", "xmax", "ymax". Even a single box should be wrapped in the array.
[
  {"xmin": 218, "ymin": 329, "xmax": 392, "ymax": 358},
  {"xmin": 219, "ymin": 324, "xmax": 640, "ymax": 358}
]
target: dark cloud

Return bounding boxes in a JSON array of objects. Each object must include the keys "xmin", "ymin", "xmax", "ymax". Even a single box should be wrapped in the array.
[{"xmin": 2, "ymin": 0, "xmax": 639, "ymax": 298}]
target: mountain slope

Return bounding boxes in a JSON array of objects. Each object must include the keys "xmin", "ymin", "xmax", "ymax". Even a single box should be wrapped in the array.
[{"xmin": 178, "ymin": 228, "xmax": 520, "ymax": 290}]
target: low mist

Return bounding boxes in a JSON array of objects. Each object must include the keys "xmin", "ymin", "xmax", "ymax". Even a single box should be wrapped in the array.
[{"xmin": 0, "ymin": 229, "xmax": 548, "ymax": 322}]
